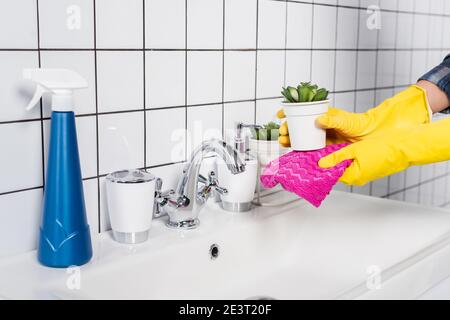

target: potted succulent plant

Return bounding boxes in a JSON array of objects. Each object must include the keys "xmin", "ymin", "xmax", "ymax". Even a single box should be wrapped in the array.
[
  {"xmin": 281, "ymin": 82, "xmax": 329, "ymax": 151},
  {"xmin": 249, "ymin": 122, "xmax": 286, "ymax": 168}
]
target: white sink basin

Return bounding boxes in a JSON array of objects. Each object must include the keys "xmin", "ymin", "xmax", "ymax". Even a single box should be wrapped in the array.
[{"xmin": 2, "ymin": 191, "xmax": 450, "ymax": 299}]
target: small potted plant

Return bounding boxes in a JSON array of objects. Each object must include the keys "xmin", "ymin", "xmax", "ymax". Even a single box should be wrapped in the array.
[
  {"xmin": 249, "ymin": 121, "xmax": 285, "ymax": 167},
  {"xmin": 281, "ymin": 82, "xmax": 329, "ymax": 151}
]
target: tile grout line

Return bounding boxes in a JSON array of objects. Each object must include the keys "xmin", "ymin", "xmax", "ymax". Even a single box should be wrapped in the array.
[
  {"xmin": 386, "ymin": 0, "xmax": 399, "ymax": 200},
  {"xmin": 93, "ymin": 0, "xmax": 101, "ymax": 233},
  {"xmin": 410, "ymin": 0, "xmax": 421, "ymax": 204},
  {"xmin": 184, "ymin": 0, "xmax": 188, "ymax": 160},
  {"xmin": 427, "ymin": 0, "xmax": 437, "ymax": 206},
  {"xmin": 2, "ymin": 47, "xmax": 450, "ymax": 52},
  {"xmin": 0, "ymin": 85, "xmax": 414, "ymax": 125},
  {"xmin": 283, "ymin": 0, "xmax": 288, "ymax": 87},
  {"xmin": 368, "ymin": 1, "xmax": 383, "ymax": 197},
  {"xmin": 254, "ymin": 0, "xmax": 259, "ymax": 124},
  {"xmin": 309, "ymin": 0, "xmax": 314, "ymax": 81},
  {"xmin": 428, "ymin": 0, "xmax": 447, "ymax": 206},
  {"xmin": 221, "ymin": 0, "xmax": 225, "ymax": 138},
  {"xmin": 442, "ymin": 0, "xmax": 450, "ymax": 206},
  {"xmin": 142, "ymin": 0, "xmax": 147, "ymax": 169},
  {"xmin": 396, "ymin": 0, "xmax": 411, "ymax": 202},
  {"xmin": 279, "ymin": 0, "xmax": 450, "ymax": 17},
  {"xmin": 384, "ymin": 172, "xmax": 450, "ymax": 199},
  {"xmin": 349, "ymin": 0, "xmax": 362, "ymax": 194},
  {"xmin": 418, "ymin": 0, "xmax": 432, "ymax": 205},
  {"xmin": 35, "ymin": 0, "xmax": 45, "ymax": 194},
  {"xmin": 331, "ymin": 0, "xmax": 339, "ymax": 189}
]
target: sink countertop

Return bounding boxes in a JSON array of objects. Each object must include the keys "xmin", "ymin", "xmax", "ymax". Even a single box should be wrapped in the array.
[{"xmin": 2, "ymin": 191, "xmax": 450, "ymax": 299}]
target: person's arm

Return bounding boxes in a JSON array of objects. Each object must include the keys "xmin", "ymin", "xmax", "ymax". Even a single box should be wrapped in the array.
[
  {"xmin": 416, "ymin": 80, "xmax": 450, "ymax": 113},
  {"xmin": 417, "ymin": 54, "xmax": 450, "ymax": 113},
  {"xmin": 318, "ymin": 115, "xmax": 450, "ymax": 186}
]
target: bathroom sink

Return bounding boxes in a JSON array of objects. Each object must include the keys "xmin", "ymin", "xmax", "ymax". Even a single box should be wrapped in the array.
[{"xmin": 2, "ymin": 190, "xmax": 450, "ymax": 299}]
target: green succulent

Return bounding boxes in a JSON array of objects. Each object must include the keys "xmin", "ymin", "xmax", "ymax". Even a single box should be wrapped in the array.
[
  {"xmin": 251, "ymin": 121, "xmax": 280, "ymax": 141},
  {"xmin": 281, "ymin": 82, "xmax": 328, "ymax": 103}
]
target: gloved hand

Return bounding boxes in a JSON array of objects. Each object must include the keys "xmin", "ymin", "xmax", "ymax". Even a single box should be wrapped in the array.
[
  {"xmin": 318, "ymin": 116, "xmax": 450, "ymax": 186},
  {"xmin": 277, "ymin": 85, "xmax": 431, "ymax": 147},
  {"xmin": 277, "ymin": 109, "xmax": 291, "ymax": 147}
]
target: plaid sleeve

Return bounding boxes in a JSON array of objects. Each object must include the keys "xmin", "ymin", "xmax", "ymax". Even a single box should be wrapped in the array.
[{"xmin": 418, "ymin": 54, "xmax": 450, "ymax": 113}]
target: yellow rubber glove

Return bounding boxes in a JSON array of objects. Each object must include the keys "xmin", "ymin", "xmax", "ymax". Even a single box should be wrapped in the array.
[
  {"xmin": 277, "ymin": 109, "xmax": 291, "ymax": 147},
  {"xmin": 317, "ymin": 85, "xmax": 431, "ymax": 141},
  {"xmin": 319, "ymin": 116, "xmax": 450, "ymax": 186},
  {"xmin": 278, "ymin": 85, "xmax": 431, "ymax": 147}
]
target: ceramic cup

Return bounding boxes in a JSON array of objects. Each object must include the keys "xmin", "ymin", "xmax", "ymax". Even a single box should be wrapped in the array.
[{"xmin": 105, "ymin": 169, "xmax": 156, "ymax": 244}]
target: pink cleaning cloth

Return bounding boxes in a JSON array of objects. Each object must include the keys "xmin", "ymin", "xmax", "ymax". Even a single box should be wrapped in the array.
[{"xmin": 260, "ymin": 143, "xmax": 352, "ymax": 207}]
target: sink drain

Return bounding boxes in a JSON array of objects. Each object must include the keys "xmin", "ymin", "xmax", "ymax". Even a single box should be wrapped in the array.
[{"xmin": 209, "ymin": 244, "xmax": 219, "ymax": 260}]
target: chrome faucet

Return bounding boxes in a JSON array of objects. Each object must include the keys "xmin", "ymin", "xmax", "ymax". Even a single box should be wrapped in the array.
[{"xmin": 154, "ymin": 139, "xmax": 246, "ymax": 229}]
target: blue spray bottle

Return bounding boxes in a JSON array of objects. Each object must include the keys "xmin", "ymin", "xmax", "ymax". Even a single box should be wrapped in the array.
[{"xmin": 24, "ymin": 69, "xmax": 92, "ymax": 268}]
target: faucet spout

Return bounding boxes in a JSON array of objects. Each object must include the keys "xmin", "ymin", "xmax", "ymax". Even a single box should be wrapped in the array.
[
  {"xmin": 181, "ymin": 139, "xmax": 245, "ymax": 188},
  {"xmin": 160, "ymin": 139, "xmax": 246, "ymax": 229}
]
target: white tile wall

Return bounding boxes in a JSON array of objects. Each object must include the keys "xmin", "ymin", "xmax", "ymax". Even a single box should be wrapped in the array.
[
  {"xmin": 335, "ymin": 51, "xmax": 357, "ymax": 91},
  {"xmin": 97, "ymin": 51, "xmax": 144, "ymax": 112},
  {"xmin": 0, "ymin": 52, "xmax": 40, "ymax": 121},
  {"xmin": 1, "ymin": 0, "xmax": 450, "ymax": 258},
  {"xmin": 311, "ymin": 50, "xmax": 335, "ymax": 92},
  {"xmin": 223, "ymin": 101, "xmax": 255, "ymax": 140},
  {"xmin": 98, "ymin": 112, "xmax": 144, "ymax": 175},
  {"xmin": 187, "ymin": 104, "xmax": 222, "ymax": 154},
  {"xmin": 0, "ymin": 0, "xmax": 38, "ymax": 49},
  {"xmin": 95, "ymin": 0, "xmax": 143, "ymax": 49},
  {"xmin": 0, "ymin": 122, "xmax": 43, "ymax": 194},
  {"xmin": 38, "ymin": 0, "xmax": 94, "ymax": 49},
  {"xmin": 358, "ymin": 8, "xmax": 378, "ymax": 49},
  {"xmin": 0, "ymin": 189, "xmax": 42, "ymax": 258},
  {"xmin": 285, "ymin": 51, "xmax": 311, "ymax": 87},
  {"xmin": 258, "ymin": 0, "xmax": 286, "ymax": 49},
  {"xmin": 224, "ymin": 0, "xmax": 257, "ymax": 49},
  {"xmin": 312, "ymin": 5, "xmax": 337, "ymax": 49},
  {"xmin": 256, "ymin": 50, "xmax": 285, "ymax": 98},
  {"xmin": 376, "ymin": 51, "xmax": 395, "ymax": 87},
  {"xmin": 146, "ymin": 108, "xmax": 186, "ymax": 166},
  {"xmin": 145, "ymin": 0, "xmax": 185, "ymax": 49},
  {"xmin": 286, "ymin": 2, "xmax": 312, "ymax": 49},
  {"xmin": 336, "ymin": 7, "xmax": 359, "ymax": 49},
  {"xmin": 224, "ymin": 51, "xmax": 256, "ymax": 101},
  {"xmin": 146, "ymin": 51, "xmax": 185, "ymax": 108},
  {"xmin": 187, "ymin": 51, "xmax": 223, "ymax": 105},
  {"xmin": 187, "ymin": 0, "xmax": 223, "ymax": 49}
]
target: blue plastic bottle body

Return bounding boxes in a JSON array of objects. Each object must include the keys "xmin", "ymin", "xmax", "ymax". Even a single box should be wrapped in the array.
[{"xmin": 38, "ymin": 111, "xmax": 92, "ymax": 268}]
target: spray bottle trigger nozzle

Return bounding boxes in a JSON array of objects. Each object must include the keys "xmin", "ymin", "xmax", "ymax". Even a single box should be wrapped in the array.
[{"xmin": 25, "ymin": 84, "xmax": 48, "ymax": 111}]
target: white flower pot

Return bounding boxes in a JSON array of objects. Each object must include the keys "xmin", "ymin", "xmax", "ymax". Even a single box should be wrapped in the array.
[
  {"xmin": 249, "ymin": 139, "xmax": 286, "ymax": 167},
  {"xmin": 283, "ymin": 100, "xmax": 329, "ymax": 151}
]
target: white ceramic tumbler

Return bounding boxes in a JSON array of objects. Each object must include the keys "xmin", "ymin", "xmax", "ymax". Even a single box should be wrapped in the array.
[
  {"xmin": 106, "ymin": 169, "xmax": 156, "ymax": 244},
  {"xmin": 216, "ymin": 156, "xmax": 258, "ymax": 212}
]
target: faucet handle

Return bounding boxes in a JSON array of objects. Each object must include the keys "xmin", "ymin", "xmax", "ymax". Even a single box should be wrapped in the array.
[
  {"xmin": 154, "ymin": 178, "xmax": 190, "ymax": 218},
  {"xmin": 196, "ymin": 171, "xmax": 228, "ymax": 203},
  {"xmin": 153, "ymin": 178, "xmax": 166, "ymax": 218},
  {"xmin": 198, "ymin": 174, "xmax": 208, "ymax": 185},
  {"xmin": 208, "ymin": 171, "xmax": 228, "ymax": 195}
]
